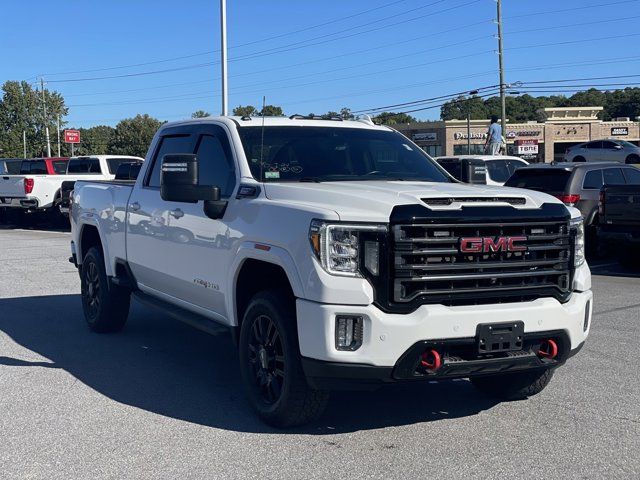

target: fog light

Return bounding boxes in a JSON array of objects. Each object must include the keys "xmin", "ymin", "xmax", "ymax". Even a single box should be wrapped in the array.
[{"xmin": 335, "ymin": 315, "xmax": 364, "ymax": 351}]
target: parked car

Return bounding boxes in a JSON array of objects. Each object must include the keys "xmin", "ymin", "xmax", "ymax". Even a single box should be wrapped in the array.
[
  {"xmin": 0, "ymin": 158, "xmax": 24, "ymax": 175},
  {"xmin": 435, "ymin": 155, "xmax": 528, "ymax": 186},
  {"xmin": 0, "ymin": 155, "xmax": 143, "ymax": 221},
  {"xmin": 70, "ymin": 116, "xmax": 591, "ymax": 427},
  {"xmin": 505, "ymin": 162, "xmax": 640, "ymax": 253},
  {"xmin": 19, "ymin": 157, "xmax": 69, "ymax": 175},
  {"xmin": 563, "ymin": 139, "xmax": 640, "ymax": 164},
  {"xmin": 59, "ymin": 160, "xmax": 144, "ymax": 215},
  {"xmin": 598, "ymin": 184, "xmax": 640, "ymax": 268}
]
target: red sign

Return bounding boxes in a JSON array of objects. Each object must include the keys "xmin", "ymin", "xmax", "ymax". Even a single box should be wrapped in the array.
[{"xmin": 64, "ymin": 129, "xmax": 80, "ymax": 144}]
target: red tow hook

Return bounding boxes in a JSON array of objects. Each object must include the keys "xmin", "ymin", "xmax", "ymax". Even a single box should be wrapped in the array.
[
  {"xmin": 538, "ymin": 339, "xmax": 559, "ymax": 359},
  {"xmin": 420, "ymin": 349, "xmax": 442, "ymax": 372}
]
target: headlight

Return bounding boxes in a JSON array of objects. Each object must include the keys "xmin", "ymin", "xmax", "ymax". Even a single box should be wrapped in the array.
[
  {"xmin": 571, "ymin": 217, "xmax": 585, "ymax": 267},
  {"xmin": 309, "ymin": 220, "xmax": 387, "ymax": 277}
]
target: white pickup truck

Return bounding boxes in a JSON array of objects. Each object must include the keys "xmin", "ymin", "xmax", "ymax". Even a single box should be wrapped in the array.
[
  {"xmin": 0, "ymin": 155, "xmax": 143, "ymax": 218},
  {"xmin": 70, "ymin": 116, "xmax": 592, "ymax": 427}
]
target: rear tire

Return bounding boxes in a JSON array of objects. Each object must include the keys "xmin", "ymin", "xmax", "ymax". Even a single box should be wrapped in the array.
[
  {"xmin": 572, "ymin": 156, "xmax": 586, "ymax": 162},
  {"xmin": 80, "ymin": 246, "xmax": 130, "ymax": 333},
  {"xmin": 238, "ymin": 289, "xmax": 329, "ymax": 428},
  {"xmin": 470, "ymin": 368, "xmax": 554, "ymax": 400}
]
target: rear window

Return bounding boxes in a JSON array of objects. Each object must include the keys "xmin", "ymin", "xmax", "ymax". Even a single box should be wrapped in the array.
[
  {"xmin": 20, "ymin": 160, "xmax": 47, "ymax": 174},
  {"xmin": 504, "ymin": 169, "xmax": 572, "ymax": 193},
  {"xmin": 67, "ymin": 158, "xmax": 102, "ymax": 174},
  {"xmin": 485, "ymin": 159, "xmax": 527, "ymax": 183},
  {"xmin": 107, "ymin": 157, "xmax": 142, "ymax": 175},
  {"xmin": 51, "ymin": 160, "xmax": 68, "ymax": 174}
]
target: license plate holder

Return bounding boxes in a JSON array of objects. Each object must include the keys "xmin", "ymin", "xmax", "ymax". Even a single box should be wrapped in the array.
[{"xmin": 476, "ymin": 321, "xmax": 524, "ymax": 354}]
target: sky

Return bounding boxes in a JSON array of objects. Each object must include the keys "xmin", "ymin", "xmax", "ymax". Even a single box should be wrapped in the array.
[{"xmin": 2, "ymin": 0, "xmax": 639, "ymax": 128}]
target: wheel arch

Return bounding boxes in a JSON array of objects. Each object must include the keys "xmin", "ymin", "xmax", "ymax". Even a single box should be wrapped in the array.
[
  {"xmin": 78, "ymin": 223, "xmax": 113, "ymax": 276},
  {"xmin": 229, "ymin": 243, "xmax": 305, "ymax": 329}
]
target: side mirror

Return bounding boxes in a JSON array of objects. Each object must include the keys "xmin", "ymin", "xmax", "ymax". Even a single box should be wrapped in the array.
[
  {"xmin": 160, "ymin": 154, "xmax": 219, "ymax": 203},
  {"xmin": 160, "ymin": 153, "xmax": 227, "ymax": 219}
]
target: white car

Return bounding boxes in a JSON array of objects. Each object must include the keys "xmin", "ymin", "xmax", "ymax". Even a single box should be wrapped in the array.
[
  {"xmin": 70, "ymin": 116, "xmax": 591, "ymax": 427},
  {"xmin": 0, "ymin": 155, "xmax": 143, "ymax": 219},
  {"xmin": 435, "ymin": 155, "xmax": 529, "ymax": 186}
]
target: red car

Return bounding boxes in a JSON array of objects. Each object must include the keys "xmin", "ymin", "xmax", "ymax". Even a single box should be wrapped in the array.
[{"xmin": 19, "ymin": 157, "xmax": 69, "ymax": 175}]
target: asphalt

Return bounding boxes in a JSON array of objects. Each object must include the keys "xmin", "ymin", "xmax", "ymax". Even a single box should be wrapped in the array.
[{"xmin": 0, "ymin": 223, "xmax": 638, "ymax": 479}]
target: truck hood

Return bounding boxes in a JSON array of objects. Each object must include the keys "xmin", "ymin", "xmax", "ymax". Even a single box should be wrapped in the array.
[{"xmin": 263, "ymin": 180, "xmax": 567, "ymax": 222}]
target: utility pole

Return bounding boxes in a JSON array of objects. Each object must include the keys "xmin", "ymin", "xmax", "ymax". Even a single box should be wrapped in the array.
[
  {"xmin": 40, "ymin": 78, "xmax": 52, "ymax": 158},
  {"xmin": 466, "ymin": 89, "xmax": 479, "ymax": 154},
  {"xmin": 23, "ymin": 131, "xmax": 27, "ymax": 159},
  {"xmin": 56, "ymin": 116, "xmax": 61, "ymax": 157},
  {"xmin": 220, "ymin": 0, "xmax": 228, "ymax": 116},
  {"xmin": 496, "ymin": 0, "xmax": 506, "ymax": 137}
]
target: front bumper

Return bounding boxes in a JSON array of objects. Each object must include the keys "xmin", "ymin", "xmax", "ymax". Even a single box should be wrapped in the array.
[{"xmin": 297, "ymin": 290, "xmax": 592, "ymax": 386}]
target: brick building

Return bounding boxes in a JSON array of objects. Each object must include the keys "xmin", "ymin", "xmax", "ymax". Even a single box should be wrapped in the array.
[{"xmin": 393, "ymin": 107, "xmax": 640, "ymax": 162}]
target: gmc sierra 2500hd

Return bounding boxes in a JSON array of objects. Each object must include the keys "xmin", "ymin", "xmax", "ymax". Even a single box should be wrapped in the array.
[{"xmin": 70, "ymin": 116, "xmax": 592, "ymax": 427}]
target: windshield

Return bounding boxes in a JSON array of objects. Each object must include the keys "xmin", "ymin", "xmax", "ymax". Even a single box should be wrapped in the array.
[
  {"xmin": 505, "ymin": 169, "xmax": 571, "ymax": 193},
  {"xmin": 485, "ymin": 159, "xmax": 527, "ymax": 183},
  {"xmin": 618, "ymin": 140, "xmax": 638, "ymax": 149},
  {"xmin": 238, "ymin": 126, "xmax": 451, "ymax": 182}
]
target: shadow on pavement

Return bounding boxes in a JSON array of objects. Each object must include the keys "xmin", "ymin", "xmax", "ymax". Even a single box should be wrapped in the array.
[{"xmin": 0, "ymin": 294, "xmax": 501, "ymax": 434}]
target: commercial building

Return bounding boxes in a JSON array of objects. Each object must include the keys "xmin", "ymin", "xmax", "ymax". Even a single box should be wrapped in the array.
[{"xmin": 394, "ymin": 107, "xmax": 640, "ymax": 162}]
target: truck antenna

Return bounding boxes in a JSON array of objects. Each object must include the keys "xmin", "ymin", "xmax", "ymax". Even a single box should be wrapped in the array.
[{"xmin": 259, "ymin": 95, "xmax": 266, "ymax": 183}]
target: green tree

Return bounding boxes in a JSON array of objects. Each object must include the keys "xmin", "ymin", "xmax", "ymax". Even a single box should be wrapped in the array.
[
  {"xmin": 440, "ymin": 95, "xmax": 487, "ymax": 121},
  {"xmin": 0, "ymin": 80, "xmax": 68, "ymax": 158},
  {"xmin": 108, "ymin": 114, "xmax": 162, "ymax": 158},
  {"xmin": 191, "ymin": 110, "xmax": 211, "ymax": 118},
  {"xmin": 233, "ymin": 105, "xmax": 257, "ymax": 117},
  {"xmin": 260, "ymin": 105, "xmax": 283, "ymax": 117},
  {"xmin": 321, "ymin": 111, "xmax": 340, "ymax": 119},
  {"xmin": 372, "ymin": 111, "xmax": 418, "ymax": 125},
  {"xmin": 69, "ymin": 125, "xmax": 115, "ymax": 156},
  {"xmin": 340, "ymin": 107, "xmax": 355, "ymax": 120}
]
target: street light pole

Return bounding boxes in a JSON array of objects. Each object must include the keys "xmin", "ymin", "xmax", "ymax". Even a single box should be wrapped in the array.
[
  {"xmin": 40, "ymin": 78, "xmax": 51, "ymax": 158},
  {"xmin": 466, "ymin": 90, "xmax": 479, "ymax": 155},
  {"xmin": 56, "ymin": 116, "xmax": 61, "ymax": 157},
  {"xmin": 497, "ymin": 0, "xmax": 507, "ymax": 137},
  {"xmin": 220, "ymin": 0, "xmax": 228, "ymax": 116}
]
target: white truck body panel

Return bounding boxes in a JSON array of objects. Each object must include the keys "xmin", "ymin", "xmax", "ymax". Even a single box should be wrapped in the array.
[{"xmin": 71, "ymin": 117, "xmax": 592, "ymax": 369}]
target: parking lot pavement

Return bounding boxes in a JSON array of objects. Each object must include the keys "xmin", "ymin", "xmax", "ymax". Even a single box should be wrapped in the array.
[{"xmin": 0, "ymin": 228, "xmax": 638, "ymax": 479}]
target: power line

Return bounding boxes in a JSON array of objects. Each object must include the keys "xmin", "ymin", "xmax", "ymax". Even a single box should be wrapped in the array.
[
  {"xmin": 44, "ymin": 0, "xmax": 479, "ymax": 83},
  {"xmin": 520, "ymin": 74, "xmax": 640, "ymax": 85},
  {"xmin": 40, "ymin": 0, "xmax": 411, "ymax": 77},
  {"xmin": 506, "ymin": 32, "xmax": 640, "ymax": 52},
  {"xmin": 504, "ymin": 14, "xmax": 640, "ymax": 35},
  {"xmin": 505, "ymin": 0, "xmax": 640, "ymax": 19}
]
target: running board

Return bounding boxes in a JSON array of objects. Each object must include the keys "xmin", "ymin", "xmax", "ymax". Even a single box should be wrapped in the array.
[{"xmin": 132, "ymin": 291, "xmax": 229, "ymax": 336}]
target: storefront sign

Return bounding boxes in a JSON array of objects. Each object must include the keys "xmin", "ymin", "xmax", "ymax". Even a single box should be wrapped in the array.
[
  {"xmin": 506, "ymin": 130, "xmax": 541, "ymax": 139},
  {"xmin": 413, "ymin": 132, "xmax": 437, "ymax": 141},
  {"xmin": 516, "ymin": 139, "xmax": 538, "ymax": 157},
  {"xmin": 611, "ymin": 127, "xmax": 629, "ymax": 136},
  {"xmin": 454, "ymin": 132, "xmax": 487, "ymax": 140}
]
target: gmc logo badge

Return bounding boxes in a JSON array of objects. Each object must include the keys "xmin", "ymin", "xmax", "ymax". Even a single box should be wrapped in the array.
[{"xmin": 460, "ymin": 236, "xmax": 528, "ymax": 253}]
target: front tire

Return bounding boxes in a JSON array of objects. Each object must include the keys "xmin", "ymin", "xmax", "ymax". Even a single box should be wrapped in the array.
[
  {"xmin": 238, "ymin": 290, "xmax": 328, "ymax": 427},
  {"xmin": 470, "ymin": 368, "xmax": 554, "ymax": 400},
  {"xmin": 80, "ymin": 246, "xmax": 130, "ymax": 333}
]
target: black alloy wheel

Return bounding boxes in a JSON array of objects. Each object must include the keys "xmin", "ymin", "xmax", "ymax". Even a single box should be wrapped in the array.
[
  {"xmin": 247, "ymin": 314, "xmax": 285, "ymax": 404},
  {"xmin": 83, "ymin": 260, "xmax": 101, "ymax": 319}
]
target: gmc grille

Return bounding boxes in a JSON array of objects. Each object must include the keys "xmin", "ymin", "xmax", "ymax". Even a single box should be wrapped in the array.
[{"xmin": 392, "ymin": 220, "xmax": 572, "ymax": 306}]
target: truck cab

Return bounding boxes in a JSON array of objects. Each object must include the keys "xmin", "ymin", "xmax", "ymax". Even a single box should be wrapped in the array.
[{"xmin": 70, "ymin": 116, "xmax": 592, "ymax": 427}]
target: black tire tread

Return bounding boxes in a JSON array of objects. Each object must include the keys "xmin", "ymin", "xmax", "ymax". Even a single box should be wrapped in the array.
[
  {"xmin": 81, "ymin": 246, "xmax": 130, "ymax": 333},
  {"xmin": 239, "ymin": 289, "xmax": 328, "ymax": 427}
]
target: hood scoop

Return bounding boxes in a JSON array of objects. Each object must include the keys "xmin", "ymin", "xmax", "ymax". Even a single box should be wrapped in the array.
[{"xmin": 422, "ymin": 197, "xmax": 526, "ymax": 206}]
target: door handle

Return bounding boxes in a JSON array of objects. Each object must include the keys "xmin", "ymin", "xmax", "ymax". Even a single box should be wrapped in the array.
[
  {"xmin": 129, "ymin": 201, "xmax": 141, "ymax": 211},
  {"xmin": 169, "ymin": 208, "xmax": 184, "ymax": 219}
]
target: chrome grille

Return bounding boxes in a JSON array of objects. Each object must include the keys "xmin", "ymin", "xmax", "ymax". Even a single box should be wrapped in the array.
[{"xmin": 392, "ymin": 220, "xmax": 572, "ymax": 305}]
